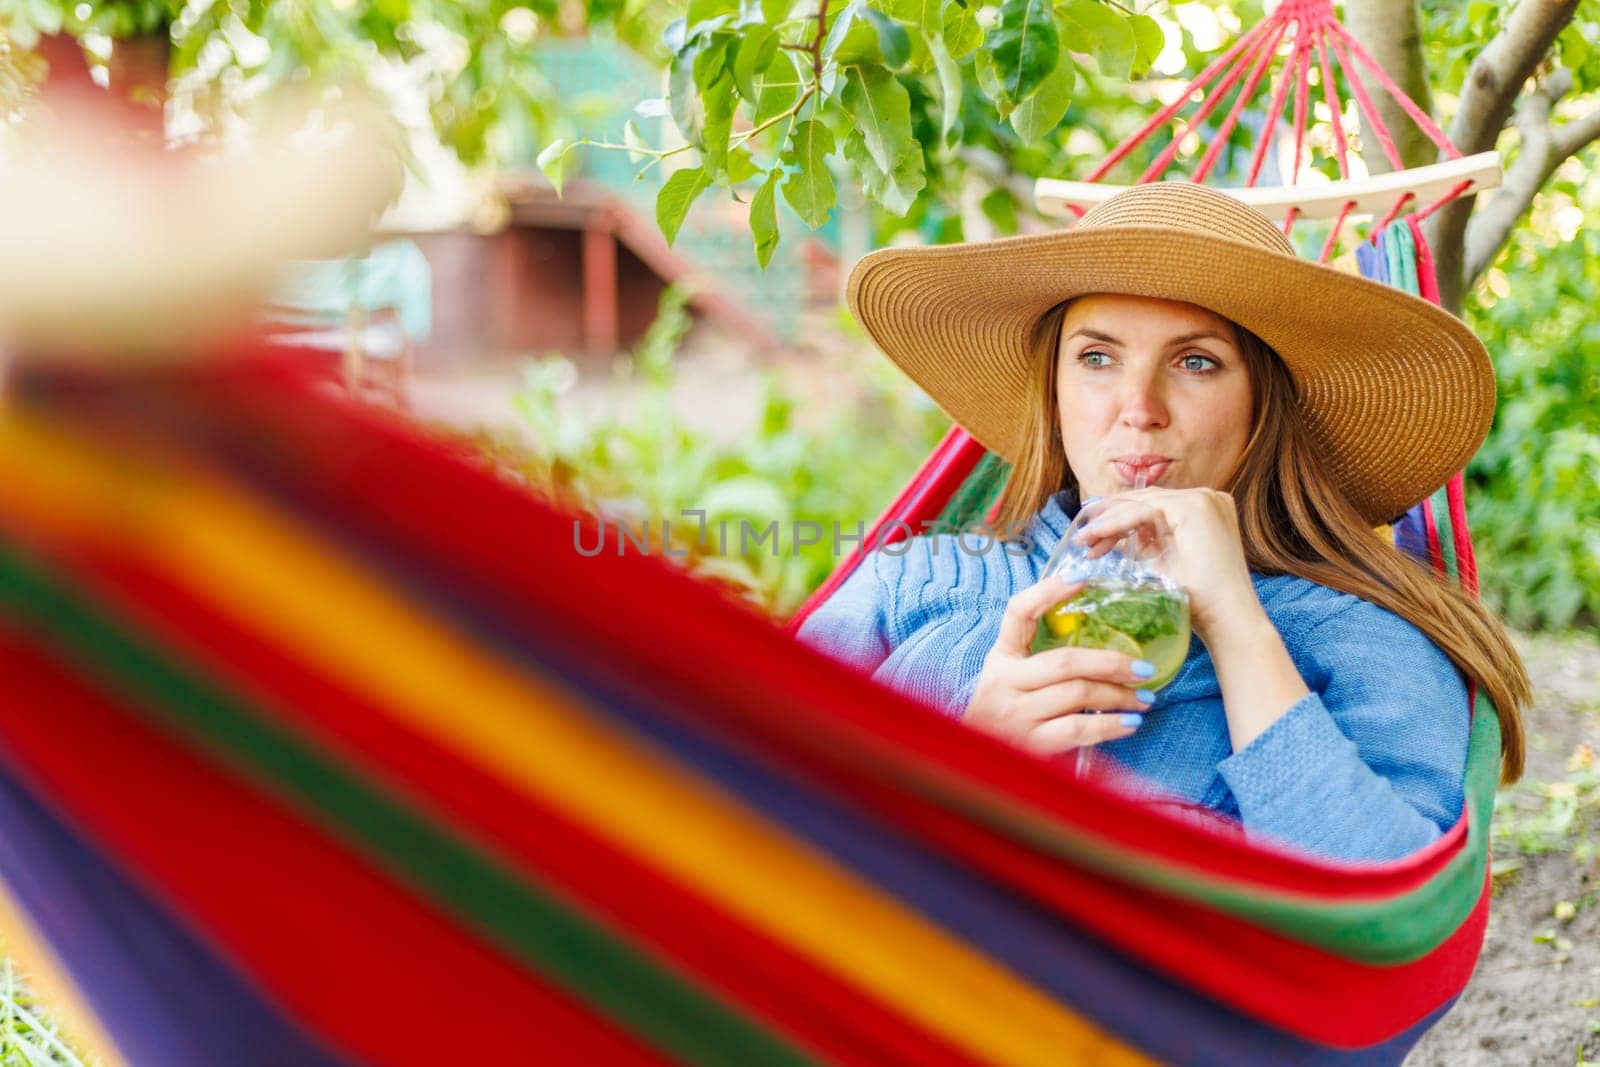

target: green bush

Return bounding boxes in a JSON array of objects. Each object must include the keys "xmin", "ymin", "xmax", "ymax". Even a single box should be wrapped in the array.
[
  {"xmin": 473, "ymin": 286, "xmax": 950, "ymax": 617},
  {"xmin": 1466, "ymin": 199, "xmax": 1600, "ymax": 631}
]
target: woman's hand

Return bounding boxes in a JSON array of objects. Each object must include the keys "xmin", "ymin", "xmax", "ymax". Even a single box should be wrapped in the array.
[
  {"xmin": 1073, "ymin": 487, "xmax": 1263, "ymax": 644},
  {"xmin": 964, "ymin": 576, "xmax": 1154, "ymax": 757}
]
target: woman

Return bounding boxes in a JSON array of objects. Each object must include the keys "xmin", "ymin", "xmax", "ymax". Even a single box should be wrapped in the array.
[{"xmin": 797, "ymin": 182, "xmax": 1529, "ymax": 863}]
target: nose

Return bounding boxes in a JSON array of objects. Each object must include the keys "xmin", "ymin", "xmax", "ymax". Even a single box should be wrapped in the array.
[{"xmin": 1117, "ymin": 368, "xmax": 1170, "ymax": 430}]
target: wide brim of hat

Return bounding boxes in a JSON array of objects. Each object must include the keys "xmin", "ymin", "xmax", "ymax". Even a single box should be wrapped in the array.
[{"xmin": 848, "ymin": 226, "xmax": 1496, "ymax": 525}]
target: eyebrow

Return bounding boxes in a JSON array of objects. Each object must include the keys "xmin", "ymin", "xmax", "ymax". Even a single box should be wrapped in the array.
[{"xmin": 1064, "ymin": 328, "xmax": 1231, "ymax": 347}]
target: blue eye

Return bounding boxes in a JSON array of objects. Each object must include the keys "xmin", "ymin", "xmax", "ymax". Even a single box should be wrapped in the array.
[
  {"xmin": 1080, "ymin": 350, "xmax": 1112, "ymax": 368},
  {"xmin": 1180, "ymin": 353, "xmax": 1219, "ymax": 372}
]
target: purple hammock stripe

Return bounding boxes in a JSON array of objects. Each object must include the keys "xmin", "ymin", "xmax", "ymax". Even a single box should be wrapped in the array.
[{"xmin": 0, "ymin": 750, "xmax": 353, "ymax": 1067}]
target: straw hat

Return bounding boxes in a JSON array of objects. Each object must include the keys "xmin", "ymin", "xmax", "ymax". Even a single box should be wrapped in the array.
[{"xmin": 846, "ymin": 182, "xmax": 1496, "ymax": 525}]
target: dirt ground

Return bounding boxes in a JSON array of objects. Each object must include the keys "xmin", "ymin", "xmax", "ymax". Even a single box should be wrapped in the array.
[{"xmin": 1406, "ymin": 631, "xmax": 1600, "ymax": 1066}]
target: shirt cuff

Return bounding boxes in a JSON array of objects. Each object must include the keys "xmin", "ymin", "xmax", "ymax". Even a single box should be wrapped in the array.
[
  {"xmin": 1214, "ymin": 693, "xmax": 1444, "ymax": 862},
  {"xmin": 1215, "ymin": 692, "xmax": 1355, "ymax": 805}
]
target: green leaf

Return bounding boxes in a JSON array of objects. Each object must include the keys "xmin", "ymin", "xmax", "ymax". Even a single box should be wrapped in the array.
[
  {"xmin": 941, "ymin": 0, "xmax": 982, "ymax": 59},
  {"xmin": 732, "ymin": 24, "xmax": 779, "ymax": 101},
  {"xmin": 693, "ymin": 32, "xmax": 734, "ymax": 84},
  {"xmin": 928, "ymin": 32, "xmax": 962, "ymax": 143},
  {"xmin": 701, "ymin": 74, "xmax": 738, "ymax": 178},
  {"xmin": 973, "ymin": 47, "xmax": 1012, "ymax": 118},
  {"xmin": 751, "ymin": 171, "xmax": 781, "ymax": 268},
  {"xmin": 728, "ymin": 147, "xmax": 761, "ymax": 183},
  {"xmin": 980, "ymin": 187, "xmax": 1019, "ymax": 234},
  {"xmin": 825, "ymin": 3, "xmax": 884, "ymax": 65},
  {"xmin": 1009, "ymin": 51, "xmax": 1072, "ymax": 142},
  {"xmin": 1059, "ymin": 0, "xmax": 1135, "ymax": 78},
  {"xmin": 840, "ymin": 64, "xmax": 912, "ymax": 175},
  {"xmin": 752, "ymin": 50, "xmax": 801, "ymax": 125},
  {"xmin": 989, "ymin": 0, "xmax": 1059, "ymax": 106},
  {"xmin": 886, "ymin": 0, "xmax": 940, "ymax": 35},
  {"xmin": 861, "ymin": 8, "xmax": 912, "ymax": 68},
  {"xmin": 687, "ymin": 0, "xmax": 737, "ymax": 31},
  {"xmin": 781, "ymin": 119, "xmax": 837, "ymax": 228},
  {"xmin": 1127, "ymin": 13, "xmax": 1164, "ymax": 77},
  {"xmin": 669, "ymin": 42, "xmax": 708, "ymax": 145},
  {"xmin": 843, "ymin": 128, "xmax": 926, "ymax": 214},
  {"xmin": 657, "ymin": 166, "xmax": 712, "ymax": 245},
  {"xmin": 762, "ymin": 0, "xmax": 792, "ymax": 22},
  {"xmin": 536, "ymin": 138, "xmax": 577, "ymax": 197}
]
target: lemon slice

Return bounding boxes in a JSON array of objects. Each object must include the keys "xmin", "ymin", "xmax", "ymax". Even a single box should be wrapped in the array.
[
  {"xmin": 1074, "ymin": 618, "xmax": 1144, "ymax": 660},
  {"xmin": 1042, "ymin": 604, "xmax": 1083, "ymax": 639}
]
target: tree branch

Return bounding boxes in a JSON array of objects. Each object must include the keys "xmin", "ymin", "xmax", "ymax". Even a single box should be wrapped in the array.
[
  {"xmin": 1447, "ymin": 0, "xmax": 1580, "ymax": 155},
  {"xmin": 1462, "ymin": 74, "xmax": 1600, "ymax": 284},
  {"xmin": 1426, "ymin": 0, "xmax": 1579, "ymax": 312}
]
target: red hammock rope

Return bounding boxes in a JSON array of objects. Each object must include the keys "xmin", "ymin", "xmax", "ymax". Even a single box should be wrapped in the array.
[{"xmin": 1074, "ymin": 0, "xmax": 1474, "ymax": 262}]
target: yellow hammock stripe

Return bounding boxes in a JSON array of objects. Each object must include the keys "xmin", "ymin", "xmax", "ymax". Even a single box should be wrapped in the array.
[{"xmin": 0, "ymin": 413, "xmax": 1154, "ymax": 1067}]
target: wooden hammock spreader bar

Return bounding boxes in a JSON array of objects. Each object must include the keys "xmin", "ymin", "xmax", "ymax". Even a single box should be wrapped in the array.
[{"xmin": 1033, "ymin": 151, "xmax": 1502, "ymax": 225}]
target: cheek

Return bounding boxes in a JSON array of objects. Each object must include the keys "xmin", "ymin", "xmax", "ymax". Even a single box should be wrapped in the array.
[{"xmin": 1202, "ymin": 380, "xmax": 1255, "ymax": 476}]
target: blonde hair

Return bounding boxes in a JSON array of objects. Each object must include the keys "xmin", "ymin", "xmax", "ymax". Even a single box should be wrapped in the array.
[{"xmin": 993, "ymin": 303, "xmax": 1530, "ymax": 782}]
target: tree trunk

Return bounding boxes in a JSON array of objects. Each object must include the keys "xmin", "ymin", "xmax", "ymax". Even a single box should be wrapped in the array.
[{"xmin": 1343, "ymin": 0, "xmax": 1436, "ymax": 173}]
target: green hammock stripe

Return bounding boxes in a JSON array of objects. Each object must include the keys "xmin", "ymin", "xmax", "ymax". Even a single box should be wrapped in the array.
[
  {"xmin": 1431, "ymin": 484, "xmax": 1461, "ymax": 585},
  {"xmin": 0, "ymin": 547, "xmax": 818, "ymax": 1067},
  {"xmin": 948, "ymin": 702, "xmax": 1495, "ymax": 963},
  {"xmin": 932, "ymin": 452, "xmax": 1011, "ymax": 535}
]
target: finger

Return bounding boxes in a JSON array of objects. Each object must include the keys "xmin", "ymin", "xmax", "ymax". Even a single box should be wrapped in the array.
[
  {"xmin": 1021, "ymin": 678, "xmax": 1153, "ymax": 719},
  {"xmin": 1075, "ymin": 501, "xmax": 1172, "ymax": 555},
  {"xmin": 1013, "ymin": 646, "xmax": 1153, "ymax": 690},
  {"xmin": 1022, "ymin": 710, "xmax": 1144, "ymax": 756},
  {"xmin": 994, "ymin": 576, "xmax": 1083, "ymax": 658}
]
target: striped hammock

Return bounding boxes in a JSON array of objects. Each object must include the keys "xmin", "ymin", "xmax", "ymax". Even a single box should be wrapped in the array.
[{"xmin": 0, "ymin": 219, "xmax": 1494, "ymax": 1065}]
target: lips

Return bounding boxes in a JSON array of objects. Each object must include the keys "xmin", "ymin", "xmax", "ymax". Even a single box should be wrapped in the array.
[{"xmin": 1114, "ymin": 456, "xmax": 1172, "ymax": 486}]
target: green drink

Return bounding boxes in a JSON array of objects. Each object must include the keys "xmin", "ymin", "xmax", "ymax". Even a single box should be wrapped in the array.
[{"xmin": 1030, "ymin": 579, "xmax": 1192, "ymax": 689}]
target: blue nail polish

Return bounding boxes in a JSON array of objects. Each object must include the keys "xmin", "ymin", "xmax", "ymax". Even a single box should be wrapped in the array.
[
  {"xmin": 1135, "ymin": 688, "xmax": 1155, "ymax": 704},
  {"xmin": 1119, "ymin": 713, "xmax": 1144, "ymax": 728},
  {"xmin": 1131, "ymin": 659, "xmax": 1156, "ymax": 678}
]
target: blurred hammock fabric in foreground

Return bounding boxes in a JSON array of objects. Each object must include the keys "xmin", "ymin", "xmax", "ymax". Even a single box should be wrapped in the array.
[{"xmin": 0, "ymin": 334, "xmax": 1492, "ymax": 1065}]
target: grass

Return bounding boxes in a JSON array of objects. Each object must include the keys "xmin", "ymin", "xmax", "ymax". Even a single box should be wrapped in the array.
[
  {"xmin": 0, "ymin": 942, "xmax": 88, "ymax": 1067},
  {"xmin": 1490, "ymin": 744, "xmax": 1600, "ymax": 889}
]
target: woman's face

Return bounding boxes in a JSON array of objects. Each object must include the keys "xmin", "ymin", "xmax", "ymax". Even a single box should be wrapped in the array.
[{"xmin": 1056, "ymin": 293, "xmax": 1255, "ymax": 500}]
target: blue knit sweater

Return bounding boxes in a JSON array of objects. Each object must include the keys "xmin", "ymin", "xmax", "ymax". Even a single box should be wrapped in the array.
[{"xmin": 795, "ymin": 491, "xmax": 1470, "ymax": 863}]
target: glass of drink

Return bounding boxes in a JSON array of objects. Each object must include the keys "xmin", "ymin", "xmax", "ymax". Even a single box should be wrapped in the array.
[{"xmin": 1031, "ymin": 494, "xmax": 1192, "ymax": 768}]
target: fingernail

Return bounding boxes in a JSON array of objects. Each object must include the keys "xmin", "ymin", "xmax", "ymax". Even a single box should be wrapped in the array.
[
  {"xmin": 1119, "ymin": 713, "xmax": 1144, "ymax": 729},
  {"xmin": 1131, "ymin": 659, "xmax": 1156, "ymax": 678},
  {"xmin": 1135, "ymin": 689, "xmax": 1155, "ymax": 704}
]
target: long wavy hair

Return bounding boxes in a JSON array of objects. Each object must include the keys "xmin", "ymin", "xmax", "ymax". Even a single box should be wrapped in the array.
[{"xmin": 992, "ymin": 302, "xmax": 1530, "ymax": 782}]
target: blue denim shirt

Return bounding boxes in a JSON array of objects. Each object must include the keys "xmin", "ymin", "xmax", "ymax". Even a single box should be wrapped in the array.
[{"xmin": 795, "ymin": 491, "xmax": 1470, "ymax": 863}]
